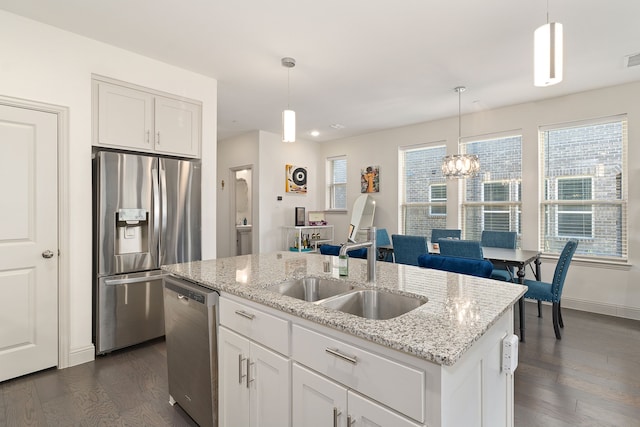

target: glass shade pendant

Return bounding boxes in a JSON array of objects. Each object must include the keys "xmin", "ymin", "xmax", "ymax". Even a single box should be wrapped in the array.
[
  {"xmin": 534, "ymin": 22, "xmax": 563, "ymax": 86},
  {"xmin": 442, "ymin": 153, "xmax": 480, "ymax": 178},
  {"xmin": 442, "ymin": 86, "xmax": 480, "ymax": 179},
  {"xmin": 281, "ymin": 57, "xmax": 296, "ymax": 143}
]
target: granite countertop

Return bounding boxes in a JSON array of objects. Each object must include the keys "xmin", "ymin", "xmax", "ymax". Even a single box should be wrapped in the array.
[{"xmin": 162, "ymin": 251, "xmax": 527, "ymax": 366}]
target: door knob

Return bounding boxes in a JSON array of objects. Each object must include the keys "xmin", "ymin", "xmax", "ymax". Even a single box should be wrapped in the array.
[{"xmin": 42, "ymin": 250, "xmax": 55, "ymax": 259}]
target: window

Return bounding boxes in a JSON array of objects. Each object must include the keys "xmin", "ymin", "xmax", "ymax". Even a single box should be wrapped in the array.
[
  {"xmin": 540, "ymin": 116, "xmax": 627, "ymax": 260},
  {"xmin": 399, "ymin": 143, "xmax": 447, "ymax": 236},
  {"xmin": 327, "ymin": 156, "xmax": 347, "ymax": 210},
  {"xmin": 557, "ymin": 177, "xmax": 593, "ymax": 238},
  {"xmin": 429, "ymin": 184, "xmax": 447, "ymax": 216},
  {"xmin": 483, "ymin": 181, "xmax": 520, "ymax": 232},
  {"xmin": 461, "ymin": 134, "xmax": 522, "ymax": 242}
]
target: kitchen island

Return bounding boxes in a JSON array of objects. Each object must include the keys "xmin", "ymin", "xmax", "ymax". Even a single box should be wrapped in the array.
[{"xmin": 163, "ymin": 251, "xmax": 526, "ymax": 427}]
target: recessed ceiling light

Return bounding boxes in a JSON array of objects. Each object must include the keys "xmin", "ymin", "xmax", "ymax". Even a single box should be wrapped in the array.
[
  {"xmin": 310, "ymin": 130, "xmax": 320, "ymax": 137},
  {"xmin": 330, "ymin": 124, "xmax": 345, "ymax": 129}
]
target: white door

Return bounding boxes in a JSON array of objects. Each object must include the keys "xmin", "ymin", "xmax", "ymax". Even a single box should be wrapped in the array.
[{"xmin": 0, "ymin": 104, "xmax": 58, "ymax": 382}]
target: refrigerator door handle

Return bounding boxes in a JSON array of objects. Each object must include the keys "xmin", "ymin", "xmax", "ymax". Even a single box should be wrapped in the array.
[
  {"xmin": 104, "ymin": 273, "xmax": 168, "ymax": 286},
  {"xmin": 152, "ymin": 166, "xmax": 161, "ymax": 264},
  {"xmin": 159, "ymin": 162, "xmax": 168, "ymax": 263}
]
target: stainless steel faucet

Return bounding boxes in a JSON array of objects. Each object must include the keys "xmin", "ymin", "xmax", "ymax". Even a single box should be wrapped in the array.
[{"xmin": 338, "ymin": 226, "xmax": 377, "ymax": 282}]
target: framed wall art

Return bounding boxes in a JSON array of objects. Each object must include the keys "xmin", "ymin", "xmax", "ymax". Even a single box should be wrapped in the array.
[
  {"xmin": 361, "ymin": 165, "xmax": 380, "ymax": 193},
  {"xmin": 285, "ymin": 164, "xmax": 308, "ymax": 194}
]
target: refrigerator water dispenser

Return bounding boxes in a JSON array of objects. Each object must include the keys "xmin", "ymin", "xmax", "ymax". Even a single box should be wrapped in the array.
[{"xmin": 115, "ymin": 208, "xmax": 149, "ymax": 255}]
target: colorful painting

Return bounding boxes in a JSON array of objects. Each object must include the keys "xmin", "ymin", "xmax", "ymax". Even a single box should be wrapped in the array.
[
  {"xmin": 361, "ymin": 165, "xmax": 379, "ymax": 193},
  {"xmin": 285, "ymin": 164, "xmax": 308, "ymax": 194}
]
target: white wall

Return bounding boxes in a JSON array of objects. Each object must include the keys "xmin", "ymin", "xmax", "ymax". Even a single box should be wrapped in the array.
[
  {"xmin": 217, "ymin": 130, "xmax": 323, "ymax": 255},
  {"xmin": 257, "ymin": 131, "xmax": 323, "ymax": 252},
  {"xmin": 320, "ymin": 82, "xmax": 640, "ymax": 320},
  {"xmin": 217, "ymin": 131, "xmax": 259, "ymax": 258},
  {"xmin": 0, "ymin": 11, "xmax": 217, "ymax": 365}
]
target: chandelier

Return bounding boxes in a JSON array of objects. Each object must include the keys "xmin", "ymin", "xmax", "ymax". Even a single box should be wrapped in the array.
[{"xmin": 442, "ymin": 86, "xmax": 480, "ymax": 179}]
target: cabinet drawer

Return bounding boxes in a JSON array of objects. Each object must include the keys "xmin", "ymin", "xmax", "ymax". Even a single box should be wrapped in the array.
[
  {"xmin": 220, "ymin": 297, "xmax": 290, "ymax": 356},
  {"xmin": 292, "ymin": 325, "xmax": 425, "ymax": 423}
]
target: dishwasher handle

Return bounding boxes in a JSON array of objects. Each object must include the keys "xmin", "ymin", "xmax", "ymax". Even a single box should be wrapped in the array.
[{"xmin": 164, "ymin": 275, "xmax": 220, "ymax": 306}]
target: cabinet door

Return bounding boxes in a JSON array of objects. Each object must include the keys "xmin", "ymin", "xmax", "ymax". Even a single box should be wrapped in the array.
[
  {"xmin": 292, "ymin": 364, "xmax": 347, "ymax": 427},
  {"xmin": 97, "ymin": 82, "xmax": 154, "ymax": 151},
  {"xmin": 154, "ymin": 96, "xmax": 200, "ymax": 158},
  {"xmin": 348, "ymin": 391, "xmax": 422, "ymax": 427},
  {"xmin": 219, "ymin": 327, "xmax": 250, "ymax": 427},
  {"xmin": 250, "ymin": 342, "xmax": 291, "ymax": 427}
]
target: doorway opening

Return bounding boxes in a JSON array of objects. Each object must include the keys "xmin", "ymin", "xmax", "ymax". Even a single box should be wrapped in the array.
[{"xmin": 232, "ymin": 167, "xmax": 253, "ymax": 255}]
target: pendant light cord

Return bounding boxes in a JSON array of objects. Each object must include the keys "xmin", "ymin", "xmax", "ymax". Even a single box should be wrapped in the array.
[
  {"xmin": 458, "ymin": 88, "xmax": 462, "ymax": 142},
  {"xmin": 546, "ymin": 0, "xmax": 549, "ymax": 24},
  {"xmin": 287, "ymin": 67, "xmax": 291, "ymax": 109}
]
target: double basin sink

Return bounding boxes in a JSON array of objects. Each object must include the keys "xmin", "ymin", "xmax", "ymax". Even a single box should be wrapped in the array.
[{"xmin": 272, "ymin": 277, "xmax": 427, "ymax": 320}]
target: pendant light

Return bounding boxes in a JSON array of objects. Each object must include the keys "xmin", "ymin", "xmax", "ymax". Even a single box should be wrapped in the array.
[
  {"xmin": 534, "ymin": 0, "xmax": 563, "ymax": 87},
  {"xmin": 442, "ymin": 86, "xmax": 480, "ymax": 179},
  {"xmin": 281, "ymin": 57, "xmax": 296, "ymax": 143}
]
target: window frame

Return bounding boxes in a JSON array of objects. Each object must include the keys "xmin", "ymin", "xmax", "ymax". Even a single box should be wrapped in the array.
[
  {"xmin": 555, "ymin": 176, "xmax": 594, "ymax": 239},
  {"xmin": 326, "ymin": 156, "xmax": 347, "ymax": 211},
  {"xmin": 481, "ymin": 180, "xmax": 522, "ymax": 233},
  {"xmin": 539, "ymin": 114, "xmax": 628, "ymax": 261},
  {"xmin": 429, "ymin": 183, "xmax": 447, "ymax": 217}
]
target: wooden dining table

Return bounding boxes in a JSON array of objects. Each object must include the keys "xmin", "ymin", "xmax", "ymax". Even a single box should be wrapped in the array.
[{"xmin": 480, "ymin": 247, "xmax": 541, "ymax": 342}]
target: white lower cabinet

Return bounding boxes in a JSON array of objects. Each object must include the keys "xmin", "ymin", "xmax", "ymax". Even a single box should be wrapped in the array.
[
  {"xmin": 293, "ymin": 363, "xmax": 420, "ymax": 427},
  {"xmin": 219, "ymin": 326, "xmax": 291, "ymax": 427},
  {"xmin": 217, "ymin": 294, "xmax": 515, "ymax": 427}
]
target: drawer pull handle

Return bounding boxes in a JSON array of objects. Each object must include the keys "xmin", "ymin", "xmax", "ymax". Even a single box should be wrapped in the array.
[
  {"xmin": 235, "ymin": 310, "xmax": 255, "ymax": 320},
  {"xmin": 348, "ymin": 415, "xmax": 356, "ymax": 426},
  {"xmin": 326, "ymin": 348, "xmax": 357, "ymax": 365},
  {"xmin": 333, "ymin": 407, "xmax": 341, "ymax": 427}
]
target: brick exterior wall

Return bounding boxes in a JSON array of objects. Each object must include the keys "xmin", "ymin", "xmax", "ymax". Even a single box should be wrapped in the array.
[{"xmin": 400, "ymin": 120, "xmax": 624, "ymax": 258}]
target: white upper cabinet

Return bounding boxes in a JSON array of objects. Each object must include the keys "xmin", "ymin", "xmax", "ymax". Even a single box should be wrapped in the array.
[
  {"xmin": 154, "ymin": 95, "xmax": 200, "ymax": 157},
  {"xmin": 94, "ymin": 78, "xmax": 201, "ymax": 158}
]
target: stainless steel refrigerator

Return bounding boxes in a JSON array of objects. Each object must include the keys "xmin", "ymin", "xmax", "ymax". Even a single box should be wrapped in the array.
[{"xmin": 93, "ymin": 150, "xmax": 201, "ymax": 354}]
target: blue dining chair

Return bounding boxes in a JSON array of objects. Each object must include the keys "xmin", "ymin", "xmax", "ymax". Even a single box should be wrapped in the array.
[
  {"xmin": 523, "ymin": 240, "xmax": 578, "ymax": 339},
  {"xmin": 391, "ymin": 234, "xmax": 428, "ymax": 266},
  {"xmin": 375, "ymin": 228, "xmax": 393, "ymax": 262},
  {"xmin": 481, "ymin": 230, "xmax": 517, "ymax": 281},
  {"xmin": 418, "ymin": 253, "xmax": 493, "ymax": 278},
  {"xmin": 437, "ymin": 239, "xmax": 483, "ymax": 259},
  {"xmin": 319, "ymin": 244, "xmax": 368, "ymax": 259},
  {"xmin": 431, "ymin": 228, "xmax": 461, "ymax": 243},
  {"xmin": 481, "ymin": 230, "xmax": 517, "ymax": 249}
]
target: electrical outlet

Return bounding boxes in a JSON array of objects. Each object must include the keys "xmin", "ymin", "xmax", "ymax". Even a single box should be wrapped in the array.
[{"xmin": 502, "ymin": 334, "xmax": 519, "ymax": 374}]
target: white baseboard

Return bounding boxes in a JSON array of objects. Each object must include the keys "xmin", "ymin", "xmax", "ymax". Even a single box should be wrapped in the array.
[
  {"xmin": 561, "ymin": 297, "xmax": 640, "ymax": 321},
  {"xmin": 67, "ymin": 344, "xmax": 95, "ymax": 368}
]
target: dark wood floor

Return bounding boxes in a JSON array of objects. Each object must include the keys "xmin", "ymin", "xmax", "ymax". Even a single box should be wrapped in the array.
[
  {"xmin": 1, "ymin": 301, "xmax": 639, "ymax": 426},
  {"xmin": 515, "ymin": 302, "xmax": 640, "ymax": 427},
  {"xmin": 0, "ymin": 339, "xmax": 197, "ymax": 427}
]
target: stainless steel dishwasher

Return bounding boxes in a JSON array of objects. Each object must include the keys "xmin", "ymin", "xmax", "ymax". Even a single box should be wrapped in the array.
[{"xmin": 163, "ymin": 275, "xmax": 219, "ymax": 427}]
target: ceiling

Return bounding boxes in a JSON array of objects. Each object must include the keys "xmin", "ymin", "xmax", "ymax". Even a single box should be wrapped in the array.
[{"xmin": 1, "ymin": 0, "xmax": 640, "ymax": 142}]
